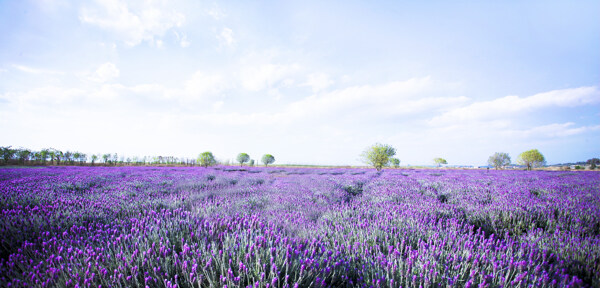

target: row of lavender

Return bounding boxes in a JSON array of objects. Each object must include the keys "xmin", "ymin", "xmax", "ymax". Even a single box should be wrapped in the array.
[{"xmin": 0, "ymin": 166, "xmax": 598, "ymax": 287}]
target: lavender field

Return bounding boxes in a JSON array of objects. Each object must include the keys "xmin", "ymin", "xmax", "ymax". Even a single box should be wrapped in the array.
[{"xmin": 0, "ymin": 167, "xmax": 599, "ymax": 288}]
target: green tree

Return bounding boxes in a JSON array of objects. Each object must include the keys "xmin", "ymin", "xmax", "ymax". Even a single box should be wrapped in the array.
[
  {"xmin": 261, "ymin": 154, "xmax": 275, "ymax": 167},
  {"xmin": 390, "ymin": 158, "xmax": 401, "ymax": 168},
  {"xmin": 360, "ymin": 143, "xmax": 396, "ymax": 171},
  {"xmin": 48, "ymin": 148, "xmax": 63, "ymax": 165},
  {"xmin": 39, "ymin": 149, "xmax": 50, "ymax": 165},
  {"xmin": 488, "ymin": 152, "xmax": 511, "ymax": 169},
  {"xmin": 198, "ymin": 151, "xmax": 217, "ymax": 168},
  {"xmin": 78, "ymin": 153, "xmax": 87, "ymax": 165},
  {"xmin": 1, "ymin": 146, "xmax": 16, "ymax": 165},
  {"xmin": 517, "ymin": 149, "xmax": 546, "ymax": 170},
  {"xmin": 73, "ymin": 152, "xmax": 81, "ymax": 165},
  {"xmin": 433, "ymin": 157, "xmax": 447, "ymax": 167},
  {"xmin": 237, "ymin": 153, "xmax": 250, "ymax": 167},
  {"xmin": 587, "ymin": 158, "xmax": 599, "ymax": 169},
  {"xmin": 102, "ymin": 154, "xmax": 111, "ymax": 164},
  {"xmin": 91, "ymin": 154, "xmax": 98, "ymax": 166},
  {"xmin": 17, "ymin": 148, "xmax": 31, "ymax": 165},
  {"xmin": 64, "ymin": 151, "xmax": 74, "ymax": 165}
]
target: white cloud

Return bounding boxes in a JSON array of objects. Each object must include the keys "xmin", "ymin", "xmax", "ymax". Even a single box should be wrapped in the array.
[
  {"xmin": 12, "ymin": 65, "xmax": 63, "ymax": 75},
  {"xmin": 504, "ymin": 122, "xmax": 600, "ymax": 138},
  {"xmin": 217, "ymin": 27, "xmax": 235, "ymax": 48},
  {"xmin": 207, "ymin": 4, "xmax": 225, "ymax": 20},
  {"xmin": 212, "ymin": 101, "xmax": 224, "ymax": 111},
  {"xmin": 88, "ymin": 62, "xmax": 120, "ymax": 83},
  {"xmin": 304, "ymin": 72, "xmax": 333, "ymax": 92},
  {"xmin": 189, "ymin": 77, "xmax": 466, "ymax": 128},
  {"xmin": 430, "ymin": 86, "xmax": 600, "ymax": 125},
  {"xmin": 79, "ymin": 0, "xmax": 185, "ymax": 46},
  {"xmin": 1, "ymin": 86, "xmax": 86, "ymax": 107},
  {"xmin": 86, "ymin": 70, "xmax": 230, "ymax": 105},
  {"xmin": 182, "ymin": 71, "xmax": 228, "ymax": 99},
  {"xmin": 174, "ymin": 31, "xmax": 190, "ymax": 48},
  {"xmin": 240, "ymin": 63, "xmax": 301, "ymax": 91},
  {"xmin": 86, "ymin": 83, "xmax": 124, "ymax": 102},
  {"xmin": 286, "ymin": 77, "xmax": 467, "ymax": 120}
]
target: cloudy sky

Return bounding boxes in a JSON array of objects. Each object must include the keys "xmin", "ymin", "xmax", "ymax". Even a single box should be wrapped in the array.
[{"xmin": 1, "ymin": 0, "xmax": 599, "ymax": 166}]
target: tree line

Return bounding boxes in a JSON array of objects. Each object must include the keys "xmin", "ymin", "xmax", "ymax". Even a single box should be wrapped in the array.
[
  {"xmin": 0, "ymin": 146, "xmax": 277, "ymax": 168},
  {"xmin": 0, "ymin": 146, "xmax": 200, "ymax": 166},
  {"xmin": 360, "ymin": 143, "xmax": 598, "ymax": 171},
  {"xmin": 196, "ymin": 151, "xmax": 275, "ymax": 167},
  {"xmin": 2, "ymin": 144, "xmax": 597, "ymax": 170}
]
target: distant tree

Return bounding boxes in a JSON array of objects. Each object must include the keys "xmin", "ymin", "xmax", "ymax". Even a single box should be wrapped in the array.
[
  {"xmin": 48, "ymin": 150, "xmax": 56, "ymax": 164},
  {"xmin": 360, "ymin": 143, "xmax": 396, "ymax": 171},
  {"xmin": 17, "ymin": 148, "xmax": 31, "ymax": 165},
  {"xmin": 57, "ymin": 150, "xmax": 64, "ymax": 165},
  {"xmin": 488, "ymin": 152, "xmax": 511, "ymax": 169},
  {"xmin": 91, "ymin": 155, "xmax": 98, "ymax": 166},
  {"xmin": 517, "ymin": 149, "xmax": 546, "ymax": 170},
  {"xmin": 433, "ymin": 157, "xmax": 447, "ymax": 167},
  {"xmin": 1, "ymin": 146, "xmax": 16, "ymax": 165},
  {"xmin": 102, "ymin": 154, "xmax": 111, "ymax": 164},
  {"xmin": 64, "ymin": 151, "xmax": 74, "ymax": 165},
  {"xmin": 39, "ymin": 149, "xmax": 50, "ymax": 165},
  {"xmin": 249, "ymin": 159, "xmax": 255, "ymax": 167},
  {"xmin": 48, "ymin": 149, "xmax": 63, "ymax": 165},
  {"xmin": 587, "ymin": 158, "xmax": 599, "ymax": 170},
  {"xmin": 261, "ymin": 154, "xmax": 275, "ymax": 167},
  {"xmin": 78, "ymin": 153, "xmax": 87, "ymax": 165},
  {"xmin": 73, "ymin": 152, "xmax": 81, "ymax": 165},
  {"xmin": 390, "ymin": 158, "xmax": 401, "ymax": 168},
  {"xmin": 237, "ymin": 153, "xmax": 250, "ymax": 167},
  {"xmin": 198, "ymin": 151, "xmax": 217, "ymax": 168},
  {"xmin": 32, "ymin": 151, "xmax": 41, "ymax": 164}
]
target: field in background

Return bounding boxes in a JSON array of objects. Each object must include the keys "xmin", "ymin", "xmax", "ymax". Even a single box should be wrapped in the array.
[{"xmin": 1, "ymin": 166, "xmax": 599, "ymax": 287}]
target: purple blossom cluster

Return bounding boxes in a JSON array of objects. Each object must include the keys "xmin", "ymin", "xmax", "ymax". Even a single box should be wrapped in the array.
[{"xmin": 0, "ymin": 166, "xmax": 599, "ymax": 287}]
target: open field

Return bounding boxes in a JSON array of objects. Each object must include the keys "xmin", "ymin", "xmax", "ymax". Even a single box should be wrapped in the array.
[{"xmin": 1, "ymin": 166, "xmax": 599, "ymax": 287}]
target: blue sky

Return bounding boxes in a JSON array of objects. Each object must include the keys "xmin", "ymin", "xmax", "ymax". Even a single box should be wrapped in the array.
[{"xmin": 1, "ymin": 0, "xmax": 599, "ymax": 166}]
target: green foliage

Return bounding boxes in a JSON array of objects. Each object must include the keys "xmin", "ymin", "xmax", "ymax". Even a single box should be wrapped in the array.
[
  {"xmin": 16, "ymin": 148, "xmax": 31, "ymax": 164},
  {"xmin": 1, "ymin": 146, "xmax": 16, "ymax": 164},
  {"xmin": 433, "ymin": 157, "xmax": 447, "ymax": 167},
  {"xmin": 249, "ymin": 159, "xmax": 255, "ymax": 166},
  {"xmin": 64, "ymin": 151, "xmax": 73, "ymax": 164},
  {"xmin": 78, "ymin": 153, "xmax": 87, "ymax": 164},
  {"xmin": 261, "ymin": 154, "xmax": 275, "ymax": 166},
  {"xmin": 198, "ymin": 151, "xmax": 217, "ymax": 168},
  {"xmin": 587, "ymin": 158, "xmax": 599, "ymax": 169},
  {"xmin": 488, "ymin": 152, "xmax": 511, "ymax": 169},
  {"xmin": 360, "ymin": 143, "xmax": 396, "ymax": 171},
  {"xmin": 39, "ymin": 149, "xmax": 50, "ymax": 164},
  {"xmin": 47, "ymin": 148, "xmax": 64, "ymax": 165},
  {"xmin": 102, "ymin": 154, "xmax": 111, "ymax": 164},
  {"xmin": 237, "ymin": 153, "xmax": 250, "ymax": 166},
  {"xmin": 390, "ymin": 158, "xmax": 400, "ymax": 168},
  {"xmin": 517, "ymin": 149, "xmax": 546, "ymax": 170}
]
